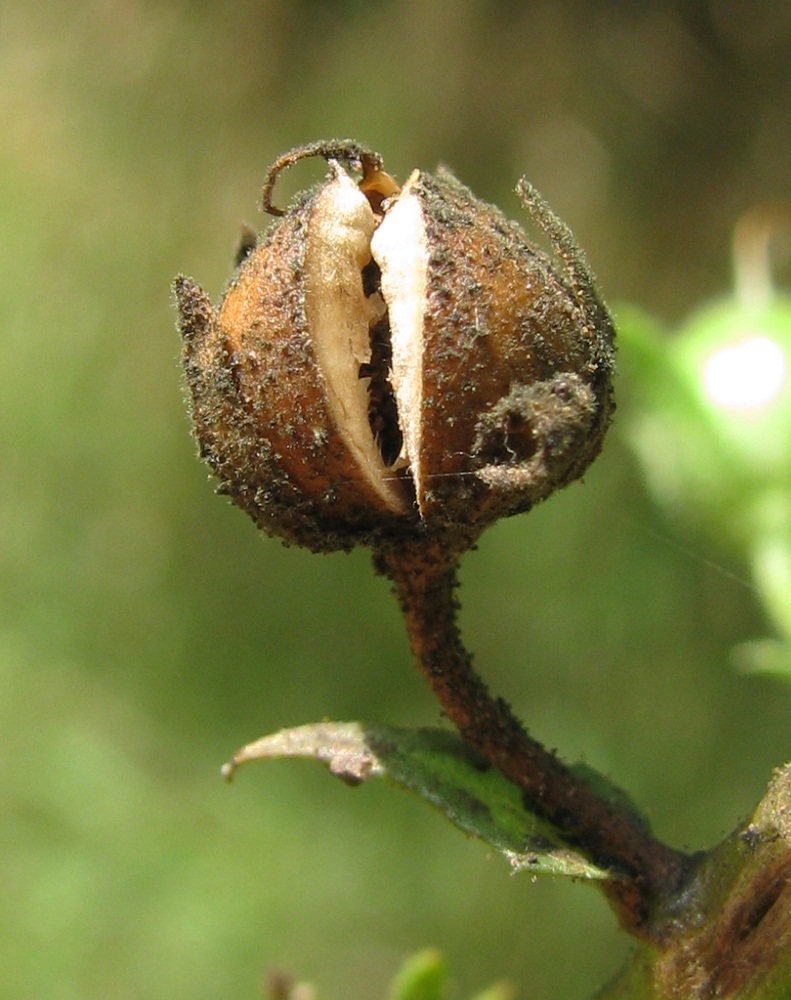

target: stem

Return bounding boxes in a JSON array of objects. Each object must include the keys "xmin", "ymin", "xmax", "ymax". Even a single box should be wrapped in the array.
[{"xmin": 375, "ymin": 537, "xmax": 692, "ymax": 939}]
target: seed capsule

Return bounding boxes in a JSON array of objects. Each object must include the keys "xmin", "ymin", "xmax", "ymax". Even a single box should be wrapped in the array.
[{"xmin": 175, "ymin": 140, "xmax": 615, "ymax": 553}]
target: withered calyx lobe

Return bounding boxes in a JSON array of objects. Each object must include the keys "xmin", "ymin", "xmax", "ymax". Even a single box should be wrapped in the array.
[{"xmin": 175, "ymin": 140, "xmax": 615, "ymax": 554}]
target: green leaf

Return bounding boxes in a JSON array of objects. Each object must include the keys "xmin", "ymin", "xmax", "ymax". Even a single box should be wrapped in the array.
[{"xmin": 223, "ymin": 722, "xmax": 609, "ymax": 881}]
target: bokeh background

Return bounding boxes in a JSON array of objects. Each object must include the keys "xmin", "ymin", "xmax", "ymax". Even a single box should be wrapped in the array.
[{"xmin": 3, "ymin": 2, "xmax": 791, "ymax": 998}]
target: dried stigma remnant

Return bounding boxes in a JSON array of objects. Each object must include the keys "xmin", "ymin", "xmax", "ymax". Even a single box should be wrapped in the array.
[{"xmin": 175, "ymin": 140, "xmax": 615, "ymax": 554}]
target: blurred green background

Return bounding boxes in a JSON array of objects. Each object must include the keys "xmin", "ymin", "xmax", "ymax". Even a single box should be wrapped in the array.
[{"xmin": 3, "ymin": 2, "xmax": 791, "ymax": 998}]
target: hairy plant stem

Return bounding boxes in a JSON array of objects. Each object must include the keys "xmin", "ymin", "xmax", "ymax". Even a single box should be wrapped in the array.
[{"xmin": 375, "ymin": 536, "xmax": 693, "ymax": 940}]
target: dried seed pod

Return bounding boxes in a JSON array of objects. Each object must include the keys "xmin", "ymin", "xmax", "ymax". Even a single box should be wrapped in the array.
[{"xmin": 175, "ymin": 140, "xmax": 615, "ymax": 553}]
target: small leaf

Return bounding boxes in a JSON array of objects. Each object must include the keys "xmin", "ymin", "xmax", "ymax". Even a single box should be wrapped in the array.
[
  {"xmin": 385, "ymin": 949, "xmax": 515, "ymax": 1000},
  {"xmin": 469, "ymin": 985, "xmax": 515, "ymax": 1000},
  {"xmin": 224, "ymin": 722, "xmax": 609, "ymax": 881},
  {"xmin": 387, "ymin": 949, "xmax": 448, "ymax": 1000}
]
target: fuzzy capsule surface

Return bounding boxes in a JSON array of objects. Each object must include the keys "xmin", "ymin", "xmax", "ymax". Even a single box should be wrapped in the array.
[{"xmin": 175, "ymin": 141, "xmax": 615, "ymax": 553}]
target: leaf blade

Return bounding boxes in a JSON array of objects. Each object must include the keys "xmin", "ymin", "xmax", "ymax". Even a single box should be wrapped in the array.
[{"xmin": 224, "ymin": 722, "xmax": 610, "ymax": 881}]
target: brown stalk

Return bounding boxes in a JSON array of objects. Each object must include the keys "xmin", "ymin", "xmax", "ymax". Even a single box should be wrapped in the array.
[{"xmin": 375, "ymin": 536, "xmax": 693, "ymax": 940}]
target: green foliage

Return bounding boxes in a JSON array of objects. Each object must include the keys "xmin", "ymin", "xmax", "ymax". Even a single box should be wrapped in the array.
[{"xmin": 619, "ymin": 280, "xmax": 791, "ymax": 674}]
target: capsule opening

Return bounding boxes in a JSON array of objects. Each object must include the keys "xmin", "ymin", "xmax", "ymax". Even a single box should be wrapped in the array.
[{"xmin": 358, "ymin": 259, "xmax": 403, "ymax": 467}]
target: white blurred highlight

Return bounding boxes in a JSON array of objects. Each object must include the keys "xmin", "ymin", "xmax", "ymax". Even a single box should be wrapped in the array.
[{"xmin": 702, "ymin": 335, "xmax": 786, "ymax": 410}]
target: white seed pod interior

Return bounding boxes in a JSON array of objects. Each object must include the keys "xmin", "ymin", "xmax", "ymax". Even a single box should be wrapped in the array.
[
  {"xmin": 369, "ymin": 170, "xmax": 429, "ymax": 508},
  {"xmin": 303, "ymin": 164, "xmax": 406, "ymax": 514}
]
